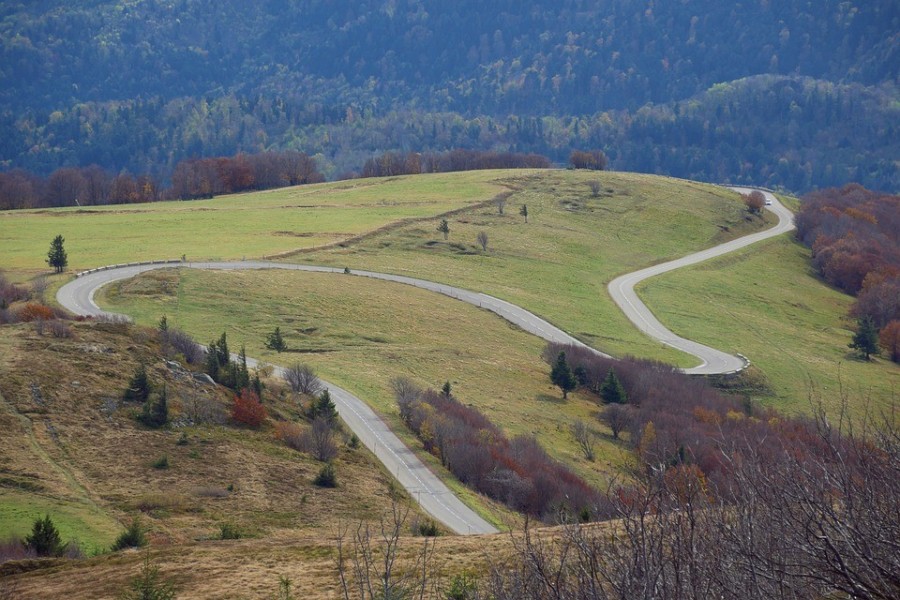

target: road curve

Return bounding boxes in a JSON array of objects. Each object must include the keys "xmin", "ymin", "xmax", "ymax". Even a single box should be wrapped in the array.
[
  {"xmin": 58, "ymin": 264, "xmax": 498, "ymax": 536},
  {"xmin": 608, "ymin": 188, "xmax": 795, "ymax": 375},
  {"xmin": 57, "ymin": 186, "xmax": 793, "ymax": 531}
]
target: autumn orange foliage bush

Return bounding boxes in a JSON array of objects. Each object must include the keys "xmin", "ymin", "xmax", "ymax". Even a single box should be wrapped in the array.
[
  {"xmin": 231, "ymin": 389, "xmax": 266, "ymax": 428},
  {"xmin": 17, "ymin": 302, "xmax": 55, "ymax": 322}
]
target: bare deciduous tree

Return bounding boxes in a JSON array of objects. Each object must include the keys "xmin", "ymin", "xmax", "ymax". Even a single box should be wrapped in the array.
[
  {"xmin": 391, "ymin": 377, "xmax": 421, "ymax": 425},
  {"xmin": 599, "ymin": 404, "xmax": 631, "ymax": 440},
  {"xmin": 476, "ymin": 231, "xmax": 489, "ymax": 252},
  {"xmin": 588, "ymin": 180, "xmax": 601, "ymax": 197},
  {"xmin": 336, "ymin": 501, "xmax": 436, "ymax": 600},
  {"xmin": 496, "ymin": 195, "xmax": 508, "ymax": 215},
  {"xmin": 302, "ymin": 416, "xmax": 338, "ymax": 462},
  {"xmin": 571, "ymin": 420, "xmax": 595, "ymax": 460},
  {"xmin": 284, "ymin": 363, "xmax": 323, "ymax": 396}
]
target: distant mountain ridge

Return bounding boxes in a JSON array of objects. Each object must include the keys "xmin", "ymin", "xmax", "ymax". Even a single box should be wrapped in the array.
[{"xmin": 1, "ymin": 0, "xmax": 897, "ymax": 190}]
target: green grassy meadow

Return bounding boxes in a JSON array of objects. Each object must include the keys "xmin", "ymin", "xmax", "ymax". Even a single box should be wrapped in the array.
[
  {"xmin": 0, "ymin": 490, "xmax": 121, "ymax": 555},
  {"xmin": 0, "ymin": 172, "xmax": 507, "ymax": 276},
  {"xmin": 100, "ymin": 268, "xmax": 634, "ymax": 494},
  {"xmin": 293, "ymin": 170, "xmax": 768, "ymax": 365},
  {"xmin": 638, "ymin": 236, "xmax": 899, "ymax": 417}
]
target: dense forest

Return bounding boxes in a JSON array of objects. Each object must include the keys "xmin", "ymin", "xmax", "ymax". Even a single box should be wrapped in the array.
[{"xmin": 0, "ymin": 1, "xmax": 897, "ymax": 190}]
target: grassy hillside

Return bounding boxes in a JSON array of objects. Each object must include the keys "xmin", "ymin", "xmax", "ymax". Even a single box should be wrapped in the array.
[
  {"xmin": 99, "ymin": 268, "xmax": 634, "ymax": 493},
  {"xmin": 294, "ymin": 170, "xmax": 768, "ymax": 364},
  {"xmin": 0, "ymin": 171, "xmax": 506, "ymax": 276},
  {"xmin": 638, "ymin": 236, "xmax": 900, "ymax": 418},
  {"xmin": 0, "ymin": 320, "xmax": 428, "ymax": 558}
]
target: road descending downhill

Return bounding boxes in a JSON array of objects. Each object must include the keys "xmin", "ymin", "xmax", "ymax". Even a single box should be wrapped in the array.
[
  {"xmin": 608, "ymin": 189, "xmax": 795, "ymax": 375},
  {"xmin": 57, "ymin": 187, "xmax": 793, "ymax": 532}
]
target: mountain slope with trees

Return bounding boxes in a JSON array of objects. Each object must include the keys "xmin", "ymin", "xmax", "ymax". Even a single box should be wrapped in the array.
[{"xmin": 0, "ymin": 0, "xmax": 897, "ymax": 189}]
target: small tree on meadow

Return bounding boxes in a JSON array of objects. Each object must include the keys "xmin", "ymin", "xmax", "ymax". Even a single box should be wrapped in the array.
[
  {"xmin": 47, "ymin": 235, "xmax": 68, "ymax": 273},
  {"xmin": 138, "ymin": 385, "xmax": 169, "ymax": 428},
  {"xmin": 571, "ymin": 420, "xmax": 595, "ymax": 461},
  {"xmin": 232, "ymin": 388, "xmax": 266, "ymax": 428},
  {"xmin": 588, "ymin": 180, "xmax": 601, "ymax": 197},
  {"xmin": 600, "ymin": 403, "xmax": 631, "ymax": 440},
  {"xmin": 119, "ymin": 551, "xmax": 177, "ymax": 600},
  {"xmin": 309, "ymin": 389, "xmax": 337, "ymax": 424},
  {"xmin": 550, "ymin": 351, "xmax": 576, "ymax": 399},
  {"xmin": 849, "ymin": 315, "xmax": 879, "ymax": 360},
  {"xmin": 123, "ymin": 364, "xmax": 150, "ymax": 403},
  {"xmin": 519, "ymin": 204, "xmax": 528, "ymax": 223},
  {"xmin": 112, "ymin": 516, "xmax": 147, "ymax": 551},
  {"xmin": 24, "ymin": 514, "xmax": 65, "ymax": 557},
  {"xmin": 283, "ymin": 363, "xmax": 322, "ymax": 396},
  {"xmin": 600, "ymin": 369, "xmax": 627, "ymax": 404},
  {"xmin": 476, "ymin": 231, "xmax": 489, "ymax": 252},
  {"xmin": 496, "ymin": 195, "xmax": 507, "ymax": 215},
  {"xmin": 265, "ymin": 327, "xmax": 287, "ymax": 352},
  {"xmin": 437, "ymin": 219, "xmax": 450, "ymax": 240}
]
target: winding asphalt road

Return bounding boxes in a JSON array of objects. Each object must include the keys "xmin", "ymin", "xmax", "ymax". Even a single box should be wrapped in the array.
[
  {"xmin": 608, "ymin": 189, "xmax": 795, "ymax": 374},
  {"xmin": 57, "ymin": 186, "xmax": 793, "ymax": 533}
]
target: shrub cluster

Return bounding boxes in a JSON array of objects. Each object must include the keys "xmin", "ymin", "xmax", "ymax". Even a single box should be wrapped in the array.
[
  {"xmin": 545, "ymin": 343, "xmax": 788, "ymax": 487},
  {"xmin": 397, "ymin": 384, "xmax": 600, "ymax": 521}
]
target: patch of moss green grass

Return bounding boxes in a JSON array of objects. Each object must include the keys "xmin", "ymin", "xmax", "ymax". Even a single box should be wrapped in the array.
[
  {"xmin": 638, "ymin": 235, "xmax": 899, "ymax": 419},
  {"xmin": 0, "ymin": 490, "xmax": 120, "ymax": 555}
]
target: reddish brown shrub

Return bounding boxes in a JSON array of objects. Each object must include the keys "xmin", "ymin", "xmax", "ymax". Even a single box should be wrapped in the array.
[
  {"xmin": 231, "ymin": 389, "xmax": 266, "ymax": 428},
  {"xmin": 16, "ymin": 302, "xmax": 55, "ymax": 322}
]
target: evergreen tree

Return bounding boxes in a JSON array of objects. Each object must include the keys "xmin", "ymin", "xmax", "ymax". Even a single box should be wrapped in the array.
[
  {"xmin": 437, "ymin": 218, "xmax": 450, "ymax": 240},
  {"xmin": 849, "ymin": 316, "xmax": 879, "ymax": 360},
  {"xmin": 139, "ymin": 386, "xmax": 168, "ymax": 428},
  {"xmin": 519, "ymin": 204, "xmax": 528, "ymax": 223},
  {"xmin": 550, "ymin": 351, "xmax": 576, "ymax": 399},
  {"xmin": 120, "ymin": 551, "xmax": 177, "ymax": 600},
  {"xmin": 600, "ymin": 369, "xmax": 627, "ymax": 404},
  {"xmin": 204, "ymin": 341, "xmax": 220, "ymax": 381},
  {"xmin": 123, "ymin": 364, "xmax": 150, "ymax": 403},
  {"xmin": 215, "ymin": 332, "xmax": 230, "ymax": 367},
  {"xmin": 236, "ymin": 345, "xmax": 250, "ymax": 390},
  {"xmin": 310, "ymin": 389, "xmax": 337, "ymax": 423},
  {"xmin": 24, "ymin": 514, "xmax": 65, "ymax": 557},
  {"xmin": 47, "ymin": 234, "xmax": 68, "ymax": 273},
  {"xmin": 158, "ymin": 314, "xmax": 168, "ymax": 333},
  {"xmin": 265, "ymin": 327, "xmax": 287, "ymax": 352},
  {"xmin": 441, "ymin": 381, "xmax": 452, "ymax": 398}
]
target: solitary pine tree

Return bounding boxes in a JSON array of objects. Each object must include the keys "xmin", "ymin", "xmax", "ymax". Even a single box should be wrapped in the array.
[
  {"xmin": 123, "ymin": 364, "xmax": 150, "ymax": 402},
  {"xmin": 266, "ymin": 327, "xmax": 287, "ymax": 352},
  {"xmin": 25, "ymin": 514, "xmax": 64, "ymax": 557},
  {"xmin": 47, "ymin": 235, "xmax": 67, "ymax": 273},
  {"xmin": 139, "ymin": 386, "xmax": 168, "ymax": 428},
  {"xmin": 441, "ymin": 381, "xmax": 452, "ymax": 398},
  {"xmin": 519, "ymin": 204, "xmax": 529, "ymax": 223},
  {"xmin": 849, "ymin": 316, "xmax": 879, "ymax": 360},
  {"xmin": 550, "ymin": 351, "xmax": 576, "ymax": 399},
  {"xmin": 600, "ymin": 369, "xmax": 627, "ymax": 404},
  {"xmin": 437, "ymin": 218, "xmax": 450, "ymax": 240},
  {"xmin": 311, "ymin": 389, "xmax": 337, "ymax": 423}
]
